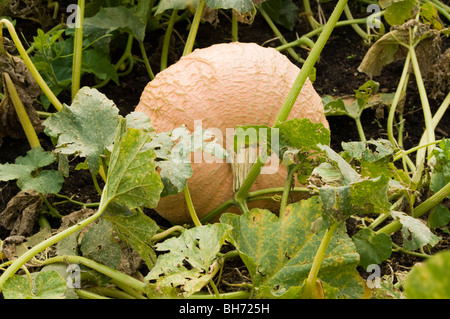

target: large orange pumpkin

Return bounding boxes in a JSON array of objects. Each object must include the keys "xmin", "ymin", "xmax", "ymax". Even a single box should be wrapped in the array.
[{"xmin": 136, "ymin": 42, "xmax": 329, "ymax": 224}]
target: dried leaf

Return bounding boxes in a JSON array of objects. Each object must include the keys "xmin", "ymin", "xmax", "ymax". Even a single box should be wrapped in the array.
[
  {"xmin": 0, "ymin": 190, "xmax": 41, "ymax": 236},
  {"xmin": 0, "ymin": 53, "xmax": 43, "ymax": 140}
]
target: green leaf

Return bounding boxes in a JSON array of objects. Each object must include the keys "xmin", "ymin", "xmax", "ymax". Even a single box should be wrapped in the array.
[
  {"xmin": 17, "ymin": 170, "xmax": 64, "ymax": 195},
  {"xmin": 156, "ymin": 0, "xmax": 256, "ymax": 14},
  {"xmin": 318, "ymin": 144, "xmax": 359, "ymax": 185},
  {"xmin": 278, "ymin": 118, "xmax": 330, "ymax": 151},
  {"xmin": 260, "ymin": 0, "xmax": 299, "ymax": 30},
  {"xmin": 149, "ymin": 125, "xmax": 226, "ymax": 196},
  {"xmin": 103, "ymin": 124, "xmax": 163, "ymax": 209},
  {"xmin": 391, "ymin": 211, "xmax": 441, "ymax": 251},
  {"xmin": 15, "ymin": 147, "xmax": 56, "ymax": 168},
  {"xmin": 384, "ymin": 0, "xmax": 417, "ymax": 26},
  {"xmin": 0, "ymin": 162, "xmax": 33, "ymax": 181},
  {"xmin": 352, "ymin": 228, "xmax": 392, "ymax": 268},
  {"xmin": 420, "ymin": 2, "xmax": 443, "ymax": 30},
  {"xmin": 207, "ymin": 0, "xmax": 254, "ymax": 12},
  {"xmin": 44, "ymin": 87, "xmax": 120, "ymax": 173},
  {"xmin": 83, "ymin": 6, "xmax": 146, "ymax": 41},
  {"xmin": 315, "ymin": 175, "xmax": 391, "ymax": 223},
  {"xmin": 125, "ymin": 112, "xmax": 153, "ymax": 132},
  {"xmin": 3, "ymin": 271, "xmax": 68, "ymax": 299},
  {"xmin": 220, "ymin": 197, "xmax": 365, "ymax": 298},
  {"xmin": 348, "ymin": 175, "xmax": 391, "ymax": 215},
  {"xmin": 342, "ymin": 139, "xmax": 394, "ymax": 163},
  {"xmin": 80, "ymin": 219, "xmax": 122, "ymax": 269},
  {"xmin": 145, "ymin": 223, "xmax": 232, "ymax": 297},
  {"xmin": 82, "ymin": 49, "xmax": 119, "ymax": 84},
  {"xmin": 342, "ymin": 139, "xmax": 394, "ymax": 178},
  {"xmin": 428, "ymin": 204, "xmax": 450, "ymax": 229},
  {"xmin": 0, "ymin": 148, "xmax": 63, "ymax": 194},
  {"xmin": 405, "ymin": 250, "xmax": 450, "ymax": 299},
  {"xmin": 103, "ymin": 203, "xmax": 160, "ymax": 269}
]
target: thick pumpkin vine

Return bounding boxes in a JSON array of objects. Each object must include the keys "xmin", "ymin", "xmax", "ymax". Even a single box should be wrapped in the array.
[{"xmin": 0, "ymin": 0, "xmax": 449, "ymax": 299}]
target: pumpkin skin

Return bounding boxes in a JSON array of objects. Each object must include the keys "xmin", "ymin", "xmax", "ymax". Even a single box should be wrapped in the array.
[{"xmin": 136, "ymin": 42, "xmax": 329, "ymax": 224}]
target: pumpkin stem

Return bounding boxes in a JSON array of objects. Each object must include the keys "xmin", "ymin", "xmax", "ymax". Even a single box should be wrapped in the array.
[{"xmin": 229, "ymin": 146, "xmax": 258, "ymax": 193}]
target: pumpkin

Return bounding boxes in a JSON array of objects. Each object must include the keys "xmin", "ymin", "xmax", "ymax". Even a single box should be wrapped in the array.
[{"xmin": 136, "ymin": 42, "xmax": 329, "ymax": 224}]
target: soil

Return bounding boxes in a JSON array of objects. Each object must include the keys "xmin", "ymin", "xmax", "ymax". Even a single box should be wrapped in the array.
[{"xmin": 0, "ymin": 1, "xmax": 449, "ymax": 295}]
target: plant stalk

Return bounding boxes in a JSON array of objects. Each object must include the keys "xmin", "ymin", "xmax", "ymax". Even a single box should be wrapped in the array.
[
  {"xmin": 301, "ymin": 222, "xmax": 338, "ymax": 299},
  {"xmin": 416, "ymin": 91, "xmax": 450, "ymax": 165},
  {"xmin": 71, "ymin": 0, "xmax": 85, "ymax": 100},
  {"xmin": 182, "ymin": 0, "xmax": 205, "ymax": 56},
  {"xmin": 231, "ymin": 12, "xmax": 238, "ymax": 42},
  {"xmin": 409, "ymin": 31, "xmax": 435, "ymax": 166},
  {"xmin": 280, "ymin": 164, "xmax": 301, "ymax": 216},
  {"xmin": 377, "ymin": 181, "xmax": 450, "ymax": 235},
  {"xmin": 344, "ymin": 3, "xmax": 369, "ymax": 42},
  {"xmin": 2, "ymin": 73, "xmax": 41, "ymax": 148},
  {"xmin": 184, "ymin": 185, "xmax": 202, "ymax": 227},
  {"xmin": 161, "ymin": 9, "xmax": 178, "ymax": 71},
  {"xmin": 257, "ymin": 5, "xmax": 304, "ymax": 63},
  {"xmin": 387, "ymin": 52, "xmax": 411, "ymax": 148},
  {"xmin": 40, "ymin": 255, "xmax": 146, "ymax": 294},
  {"xmin": 139, "ymin": 40, "xmax": 155, "ymax": 80},
  {"xmin": 0, "ymin": 19, "xmax": 62, "ymax": 111}
]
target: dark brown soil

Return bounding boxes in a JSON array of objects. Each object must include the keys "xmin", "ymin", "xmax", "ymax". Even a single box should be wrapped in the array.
[{"xmin": 0, "ymin": 1, "xmax": 449, "ymax": 294}]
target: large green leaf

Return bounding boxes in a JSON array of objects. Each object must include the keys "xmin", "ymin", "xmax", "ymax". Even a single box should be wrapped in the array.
[
  {"xmin": 2, "ymin": 271, "xmax": 68, "ymax": 299},
  {"xmin": 145, "ymin": 224, "xmax": 232, "ymax": 297},
  {"xmin": 405, "ymin": 250, "xmax": 450, "ymax": 299},
  {"xmin": 220, "ymin": 197, "xmax": 365, "ymax": 298},
  {"xmin": 103, "ymin": 124, "xmax": 164, "ymax": 210},
  {"xmin": 43, "ymin": 87, "xmax": 119, "ymax": 173}
]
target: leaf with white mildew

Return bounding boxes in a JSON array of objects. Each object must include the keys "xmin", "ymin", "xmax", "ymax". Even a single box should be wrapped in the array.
[{"xmin": 43, "ymin": 87, "xmax": 119, "ymax": 174}]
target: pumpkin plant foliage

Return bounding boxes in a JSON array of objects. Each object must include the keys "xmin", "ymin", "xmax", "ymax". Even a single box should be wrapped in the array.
[{"xmin": 221, "ymin": 197, "xmax": 365, "ymax": 298}]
